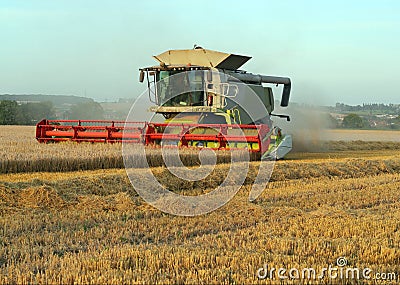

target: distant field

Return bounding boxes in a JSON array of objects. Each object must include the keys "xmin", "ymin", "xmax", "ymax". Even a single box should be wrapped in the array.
[
  {"xmin": 322, "ymin": 129, "xmax": 400, "ymax": 141},
  {"xmin": 1, "ymin": 125, "xmax": 400, "ymax": 283}
]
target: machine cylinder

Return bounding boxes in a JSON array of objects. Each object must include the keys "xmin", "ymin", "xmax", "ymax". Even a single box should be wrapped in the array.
[{"xmin": 227, "ymin": 72, "xmax": 291, "ymax": 107}]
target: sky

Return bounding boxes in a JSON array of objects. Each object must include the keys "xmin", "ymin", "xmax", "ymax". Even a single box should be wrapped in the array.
[{"xmin": 1, "ymin": 0, "xmax": 399, "ymax": 105}]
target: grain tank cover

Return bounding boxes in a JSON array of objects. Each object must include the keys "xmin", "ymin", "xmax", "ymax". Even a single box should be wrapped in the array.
[{"xmin": 153, "ymin": 48, "xmax": 251, "ymax": 70}]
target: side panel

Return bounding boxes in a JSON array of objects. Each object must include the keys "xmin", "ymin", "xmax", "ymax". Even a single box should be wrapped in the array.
[{"xmin": 224, "ymin": 83, "xmax": 271, "ymax": 125}]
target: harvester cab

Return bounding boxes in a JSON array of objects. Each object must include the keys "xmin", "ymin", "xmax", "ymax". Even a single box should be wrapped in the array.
[{"xmin": 36, "ymin": 47, "xmax": 292, "ymax": 159}]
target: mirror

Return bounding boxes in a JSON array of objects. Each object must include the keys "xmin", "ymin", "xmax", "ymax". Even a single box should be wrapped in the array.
[
  {"xmin": 264, "ymin": 87, "xmax": 274, "ymax": 114},
  {"xmin": 207, "ymin": 70, "xmax": 213, "ymax": 82},
  {"xmin": 139, "ymin": 70, "xmax": 145, "ymax": 82}
]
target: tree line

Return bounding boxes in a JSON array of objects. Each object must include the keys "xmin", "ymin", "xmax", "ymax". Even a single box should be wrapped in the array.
[
  {"xmin": 0, "ymin": 100, "xmax": 105, "ymax": 125},
  {"xmin": 0, "ymin": 100, "xmax": 54, "ymax": 125},
  {"xmin": 339, "ymin": 113, "xmax": 400, "ymax": 129},
  {"xmin": 334, "ymin": 103, "xmax": 400, "ymax": 113}
]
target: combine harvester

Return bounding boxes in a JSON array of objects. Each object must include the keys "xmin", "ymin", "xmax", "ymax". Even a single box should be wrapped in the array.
[{"xmin": 36, "ymin": 47, "xmax": 292, "ymax": 159}]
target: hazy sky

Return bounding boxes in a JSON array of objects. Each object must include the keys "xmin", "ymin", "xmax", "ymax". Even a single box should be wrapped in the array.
[{"xmin": 1, "ymin": 0, "xmax": 399, "ymax": 105}]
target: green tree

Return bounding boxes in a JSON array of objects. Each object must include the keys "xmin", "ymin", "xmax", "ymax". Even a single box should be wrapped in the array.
[
  {"xmin": 342, "ymin": 114, "xmax": 368, "ymax": 129},
  {"xmin": 69, "ymin": 101, "xmax": 105, "ymax": 120},
  {"xmin": 17, "ymin": 101, "xmax": 55, "ymax": 125},
  {"xmin": 390, "ymin": 115, "xmax": 400, "ymax": 129},
  {"xmin": 0, "ymin": 100, "xmax": 18, "ymax": 125}
]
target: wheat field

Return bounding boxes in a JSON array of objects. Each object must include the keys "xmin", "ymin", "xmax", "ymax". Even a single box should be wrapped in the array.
[
  {"xmin": 1, "ymin": 126, "xmax": 400, "ymax": 174},
  {"xmin": 0, "ymin": 126, "xmax": 400, "ymax": 284}
]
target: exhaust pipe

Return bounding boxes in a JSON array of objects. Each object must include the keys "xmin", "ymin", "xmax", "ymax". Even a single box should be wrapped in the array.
[{"xmin": 260, "ymin": 76, "xmax": 291, "ymax": 107}]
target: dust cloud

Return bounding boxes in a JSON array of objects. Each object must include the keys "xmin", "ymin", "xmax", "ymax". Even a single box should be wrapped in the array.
[{"xmin": 274, "ymin": 104, "xmax": 331, "ymax": 152}]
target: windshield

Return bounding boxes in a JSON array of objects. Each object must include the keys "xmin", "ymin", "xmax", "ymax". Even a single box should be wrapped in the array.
[{"xmin": 156, "ymin": 70, "xmax": 204, "ymax": 107}]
